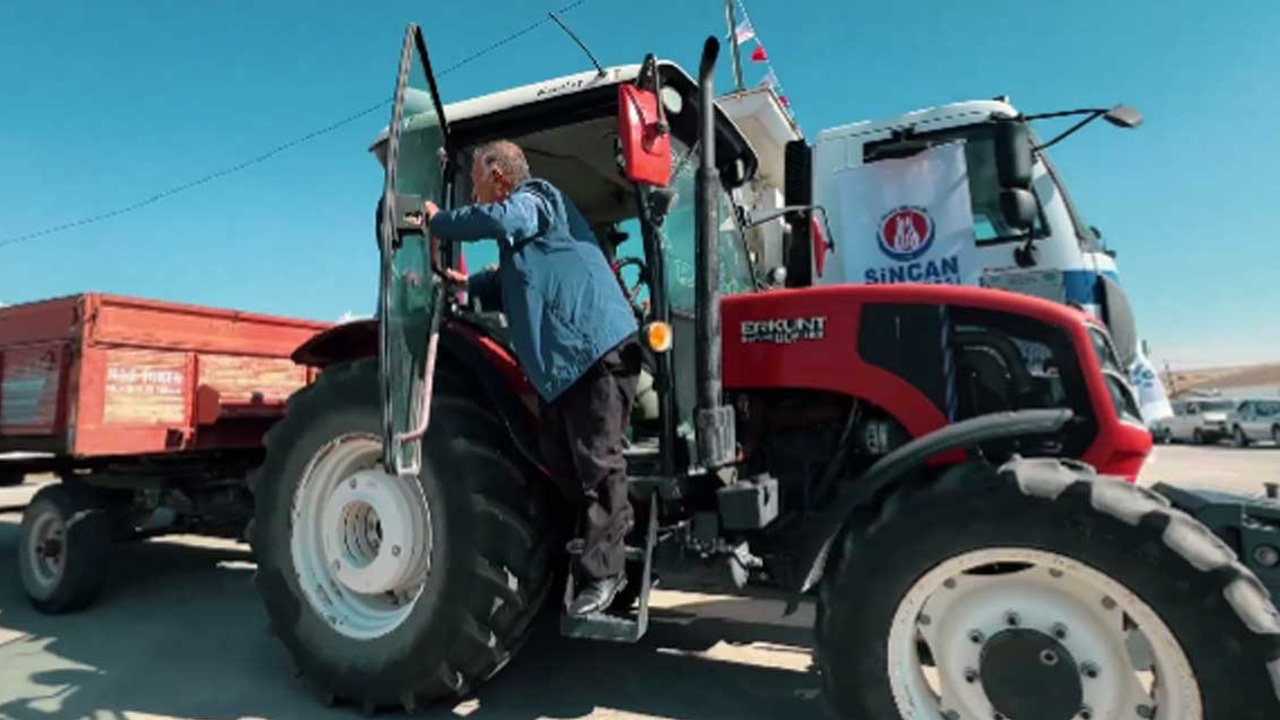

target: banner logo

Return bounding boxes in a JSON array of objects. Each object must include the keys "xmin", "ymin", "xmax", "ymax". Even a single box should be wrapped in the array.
[{"xmin": 877, "ymin": 206, "xmax": 935, "ymax": 261}]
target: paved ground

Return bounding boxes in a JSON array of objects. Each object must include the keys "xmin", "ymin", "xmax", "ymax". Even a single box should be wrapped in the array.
[{"xmin": 0, "ymin": 443, "xmax": 1276, "ymax": 720}]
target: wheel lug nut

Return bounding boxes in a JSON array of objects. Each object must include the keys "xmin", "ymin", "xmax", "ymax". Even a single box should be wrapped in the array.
[
  {"xmin": 1052, "ymin": 623, "xmax": 1069, "ymax": 640},
  {"xmin": 1136, "ymin": 705, "xmax": 1155, "ymax": 719},
  {"xmin": 1101, "ymin": 596, "xmax": 1117, "ymax": 610},
  {"xmin": 1005, "ymin": 611, "xmax": 1021, "ymax": 627},
  {"xmin": 391, "ymin": 544, "xmax": 402, "ymax": 557},
  {"xmin": 1081, "ymin": 662, "xmax": 1100, "ymax": 679},
  {"xmin": 1049, "ymin": 568, "xmax": 1064, "ymax": 578},
  {"xmin": 944, "ymin": 578, "xmax": 957, "ymax": 589},
  {"xmin": 964, "ymin": 668, "xmax": 979, "ymax": 684},
  {"xmin": 1079, "ymin": 706, "xmax": 1093, "ymax": 720},
  {"xmin": 942, "ymin": 711, "xmax": 959, "ymax": 720},
  {"xmin": 969, "ymin": 630, "xmax": 985, "ymax": 644},
  {"xmin": 349, "ymin": 477, "xmax": 357, "ymax": 489}
]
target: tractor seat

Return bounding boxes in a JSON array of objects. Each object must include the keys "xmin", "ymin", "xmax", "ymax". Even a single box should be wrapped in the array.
[{"xmin": 633, "ymin": 368, "xmax": 659, "ymax": 423}]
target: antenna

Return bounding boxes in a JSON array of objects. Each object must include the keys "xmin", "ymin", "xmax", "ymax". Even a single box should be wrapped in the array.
[{"xmin": 548, "ymin": 12, "xmax": 605, "ymax": 77}]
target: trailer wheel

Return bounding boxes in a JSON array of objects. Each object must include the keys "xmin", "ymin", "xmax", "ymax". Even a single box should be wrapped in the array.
[
  {"xmin": 817, "ymin": 458, "xmax": 1280, "ymax": 720},
  {"xmin": 17, "ymin": 484, "xmax": 113, "ymax": 613},
  {"xmin": 249, "ymin": 358, "xmax": 561, "ymax": 712}
]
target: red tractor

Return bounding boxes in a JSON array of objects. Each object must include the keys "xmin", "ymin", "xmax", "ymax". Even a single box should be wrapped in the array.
[{"xmin": 248, "ymin": 27, "xmax": 1280, "ymax": 719}]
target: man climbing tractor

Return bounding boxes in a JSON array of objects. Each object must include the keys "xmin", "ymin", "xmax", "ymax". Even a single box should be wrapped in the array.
[
  {"xmin": 247, "ymin": 25, "xmax": 1280, "ymax": 719},
  {"xmin": 423, "ymin": 139, "xmax": 641, "ymax": 616}
]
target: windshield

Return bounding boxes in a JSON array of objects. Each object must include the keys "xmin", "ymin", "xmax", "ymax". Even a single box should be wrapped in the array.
[
  {"xmin": 866, "ymin": 126, "xmax": 1046, "ymax": 245},
  {"xmin": 660, "ymin": 138, "xmax": 755, "ymax": 315},
  {"xmin": 1034, "ymin": 144, "xmax": 1096, "ymax": 248},
  {"xmin": 1201, "ymin": 401, "xmax": 1235, "ymax": 412}
]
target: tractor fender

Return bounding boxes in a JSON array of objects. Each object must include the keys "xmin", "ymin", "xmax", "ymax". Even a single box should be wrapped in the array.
[
  {"xmin": 289, "ymin": 318, "xmax": 547, "ymax": 478},
  {"xmin": 437, "ymin": 323, "xmax": 547, "ymax": 478},
  {"xmin": 787, "ymin": 408, "xmax": 1075, "ymax": 600},
  {"xmin": 291, "ymin": 319, "xmax": 378, "ymax": 367}
]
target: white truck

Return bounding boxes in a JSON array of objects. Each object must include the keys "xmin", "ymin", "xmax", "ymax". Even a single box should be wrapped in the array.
[{"xmin": 719, "ymin": 90, "xmax": 1174, "ymax": 423}]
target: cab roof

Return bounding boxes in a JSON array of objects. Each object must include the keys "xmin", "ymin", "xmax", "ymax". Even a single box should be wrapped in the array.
[
  {"xmin": 817, "ymin": 99, "xmax": 1020, "ymax": 144},
  {"xmin": 370, "ymin": 61, "xmax": 759, "ymax": 183}
]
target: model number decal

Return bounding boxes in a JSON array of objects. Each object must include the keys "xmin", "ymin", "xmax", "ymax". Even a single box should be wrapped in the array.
[{"xmin": 741, "ymin": 317, "xmax": 827, "ymax": 344}]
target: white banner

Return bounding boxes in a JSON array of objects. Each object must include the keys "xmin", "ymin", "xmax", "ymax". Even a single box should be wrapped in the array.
[{"xmin": 834, "ymin": 142, "xmax": 977, "ymax": 287}]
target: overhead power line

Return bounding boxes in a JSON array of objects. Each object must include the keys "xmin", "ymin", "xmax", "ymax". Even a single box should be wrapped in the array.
[{"xmin": 0, "ymin": 0, "xmax": 587, "ymax": 250}]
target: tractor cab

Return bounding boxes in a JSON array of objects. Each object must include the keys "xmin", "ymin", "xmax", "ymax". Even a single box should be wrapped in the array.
[{"xmin": 372, "ymin": 31, "xmax": 761, "ymax": 485}]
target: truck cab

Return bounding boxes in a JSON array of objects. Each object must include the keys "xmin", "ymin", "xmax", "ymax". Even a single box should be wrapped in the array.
[{"xmin": 719, "ymin": 93, "xmax": 1172, "ymax": 424}]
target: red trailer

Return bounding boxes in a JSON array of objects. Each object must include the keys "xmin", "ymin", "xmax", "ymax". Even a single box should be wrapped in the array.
[{"xmin": 0, "ymin": 293, "xmax": 328, "ymax": 612}]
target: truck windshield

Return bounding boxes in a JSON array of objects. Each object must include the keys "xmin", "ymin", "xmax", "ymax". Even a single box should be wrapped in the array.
[
  {"xmin": 1034, "ymin": 145, "xmax": 1097, "ymax": 248},
  {"xmin": 867, "ymin": 126, "xmax": 1046, "ymax": 246}
]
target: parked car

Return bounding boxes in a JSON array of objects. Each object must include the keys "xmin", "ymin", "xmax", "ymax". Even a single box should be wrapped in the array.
[
  {"xmin": 1230, "ymin": 398, "xmax": 1280, "ymax": 447},
  {"xmin": 1153, "ymin": 398, "xmax": 1237, "ymax": 444}
]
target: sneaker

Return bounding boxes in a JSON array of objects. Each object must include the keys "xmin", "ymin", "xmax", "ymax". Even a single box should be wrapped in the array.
[{"xmin": 569, "ymin": 574, "xmax": 628, "ymax": 617}]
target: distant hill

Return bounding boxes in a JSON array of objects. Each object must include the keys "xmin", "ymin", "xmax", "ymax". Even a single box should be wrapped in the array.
[{"xmin": 1168, "ymin": 363, "xmax": 1280, "ymax": 395}]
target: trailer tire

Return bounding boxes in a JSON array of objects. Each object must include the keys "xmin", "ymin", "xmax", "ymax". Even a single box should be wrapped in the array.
[
  {"xmin": 817, "ymin": 457, "xmax": 1280, "ymax": 720},
  {"xmin": 17, "ymin": 484, "xmax": 113, "ymax": 613},
  {"xmin": 249, "ymin": 357, "xmax": 562, "ymax": 712}
]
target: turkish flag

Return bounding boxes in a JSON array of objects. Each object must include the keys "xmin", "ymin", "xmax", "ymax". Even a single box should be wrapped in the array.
[{"xmin": 750, "ymin": 44, "xmax": 768, "ymax": 63}]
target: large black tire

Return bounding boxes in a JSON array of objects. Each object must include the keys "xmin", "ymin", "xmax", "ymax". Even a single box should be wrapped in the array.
[
  {"xmin": 17, "ymin": 483, "xmax": 113, "ymax": 613},
  {"xmin": 250, "ymin": 358, "xmax": 562, "ymax": 711},
  {"xmin": 817, "ymin": 458, "xmax": 1280, "ymax": 720}
]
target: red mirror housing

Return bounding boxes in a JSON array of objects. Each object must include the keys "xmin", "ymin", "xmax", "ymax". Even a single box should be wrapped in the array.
[{"xmin": 618, "ymin": 84, "xmax": 672, "ymax": 187}]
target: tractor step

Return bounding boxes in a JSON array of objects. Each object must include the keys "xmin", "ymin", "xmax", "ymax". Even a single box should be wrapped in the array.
[{"xmin": 559, "ymin": 494, "xmax": 659, "ymax": 643}]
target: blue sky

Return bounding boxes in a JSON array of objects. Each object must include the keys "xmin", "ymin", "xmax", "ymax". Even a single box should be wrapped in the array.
[{"xmin": 0, "ymin": 1, "xmax": 1275, "ymax": 368}]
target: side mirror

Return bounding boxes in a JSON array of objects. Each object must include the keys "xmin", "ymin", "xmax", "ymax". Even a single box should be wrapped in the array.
[
  {"xmin": 1000, "ymin": 188, "xmax": 1038, "ymax": 230},
  {"xmin": 618, "ymin": 84, "xmax": 672, "ymax": 187},
  {"xmin": 1104, "ymin": 104, "xmax": 1143, "ymax": 129},
  {"xmin": 765, "ymin": 266, "xmax": 787, "ymax": 288},
  {"xmin": 995, "ymin": 121, "xmax": 1033, "ymax": 189}
]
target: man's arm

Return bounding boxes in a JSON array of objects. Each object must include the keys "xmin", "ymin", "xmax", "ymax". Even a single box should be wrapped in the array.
[{"xmin": 428, "ymin": 192, "xmax": 546, "ymax": 244}]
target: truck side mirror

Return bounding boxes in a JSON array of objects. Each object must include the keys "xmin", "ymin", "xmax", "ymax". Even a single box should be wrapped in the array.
[
  {"xmin": 995, "ymin": 121, "xmax": 1033, "ymax": 189},
  {"xmin": 618, "ymin": 84, "xmax": 672, "ymax": 187},
  {"xmin": 1104, "ymin": 104, "xmax": 1143, "ymax": 129},
  {"xmin": 1000, "ymin": 188, "xmax": 1038, "ymax": 230}
]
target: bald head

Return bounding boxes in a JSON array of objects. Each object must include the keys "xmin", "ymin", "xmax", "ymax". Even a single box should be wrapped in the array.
[{"xmin": 471, "ymin": 140, "xmax": 530, "ymax": 203}]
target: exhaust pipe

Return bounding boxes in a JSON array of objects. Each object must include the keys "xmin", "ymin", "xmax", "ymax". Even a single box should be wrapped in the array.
[{"xmin": 694, "ymin": 36, "xmax": 735, "ymax": 470}]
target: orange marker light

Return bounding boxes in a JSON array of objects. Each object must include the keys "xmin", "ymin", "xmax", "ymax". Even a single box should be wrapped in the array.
[{"xmin": 644, "ymin": 321, "xmax": 673, "ymax": 353}]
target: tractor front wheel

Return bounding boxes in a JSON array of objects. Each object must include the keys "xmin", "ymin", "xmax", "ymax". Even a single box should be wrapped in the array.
[
  {"xmin": 816, "ymin": 458, "xmax": 1280, "ymax": 720},
  {"xmin": 250, "ymin": 358, "xmax": 561, "ymax": 712}
]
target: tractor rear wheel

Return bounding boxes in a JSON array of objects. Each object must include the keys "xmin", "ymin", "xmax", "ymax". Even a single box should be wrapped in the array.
[
  {"xmin": 250, "ymin": 358, "xmax": 561, "ymax": 712},
  {"xmin": 817, "ymin": 458, "xmax": 1280, "ymax": 720}
]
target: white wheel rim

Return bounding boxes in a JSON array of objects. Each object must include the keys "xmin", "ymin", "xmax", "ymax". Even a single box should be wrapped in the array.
[
  {"xmin": 25, "ymin": 506, "xmax": 66, "ymax": 595},
  {"xmin": 290, "ymin": 433, "xmax": 433, "ymax": 640},
  {"xmin": 887, "ymin": 548, "xmax": 1202, "ymax": 720}
]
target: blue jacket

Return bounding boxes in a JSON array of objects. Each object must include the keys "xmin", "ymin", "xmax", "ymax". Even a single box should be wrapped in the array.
[{"xmin": 430, "ymin": 179, "xmax": 638, "ymax": 401}]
